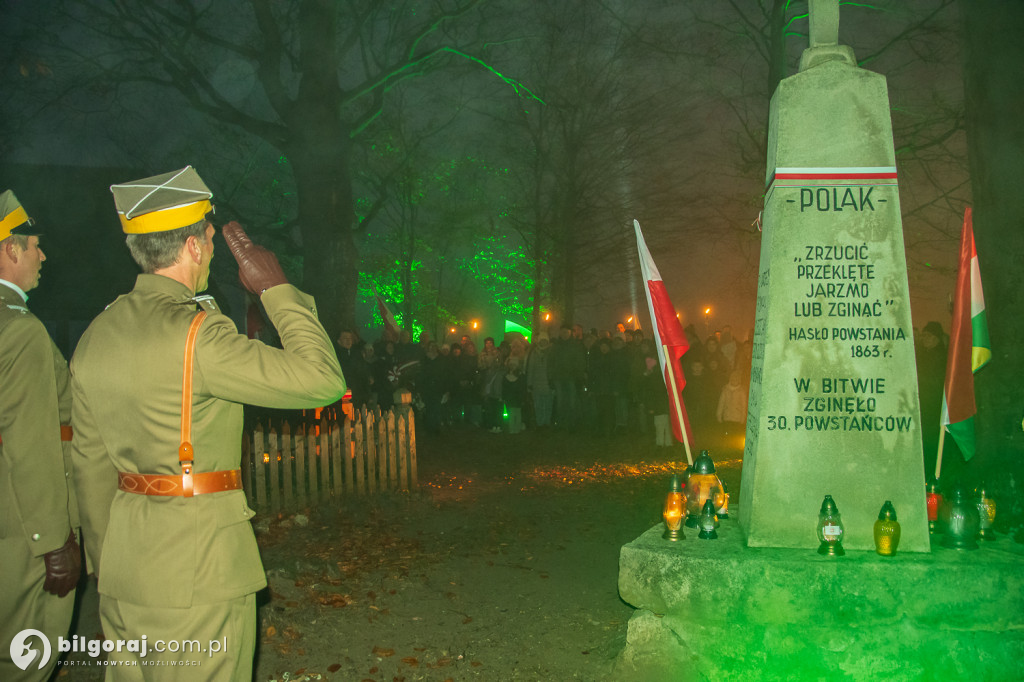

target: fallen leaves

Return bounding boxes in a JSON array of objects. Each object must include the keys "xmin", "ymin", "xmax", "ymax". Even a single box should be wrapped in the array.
[
  {"xmin": 315, "ymin": 591, "xmax": 349, "ymax": 607},
  {"xmin": 524, "ymin": 459, "xmax": 727, "ymax": 486}
]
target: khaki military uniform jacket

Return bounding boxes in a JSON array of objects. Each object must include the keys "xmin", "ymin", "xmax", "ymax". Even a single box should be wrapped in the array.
[
  {"xmin": 0, "ymin": 280, "xmax": 76, "ymax": 555},
  {"xmin": 71, "ymin": 275, "xmax": 345, "ymax": 608}
]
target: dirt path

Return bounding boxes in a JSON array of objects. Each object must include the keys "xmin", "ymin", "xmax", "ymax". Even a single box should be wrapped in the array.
[{"xmin": 58, "ymin": 425, "xmax": 742, "ymax": 681}]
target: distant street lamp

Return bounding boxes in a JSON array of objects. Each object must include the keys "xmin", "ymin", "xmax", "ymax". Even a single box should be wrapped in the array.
[{"xmin": 704, "ymin": 307, "xmax": 711, "ymax": 338}]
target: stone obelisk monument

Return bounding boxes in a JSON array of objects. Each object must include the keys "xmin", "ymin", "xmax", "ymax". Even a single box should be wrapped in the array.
[{"xmin": 738, "ymin": 0, "xmax": 929, "ymax": 551}]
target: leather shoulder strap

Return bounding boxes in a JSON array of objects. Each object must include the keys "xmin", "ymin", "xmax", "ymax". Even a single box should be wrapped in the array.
[{"xmin": 179, "ymin": 311, "xmax": 207, "ymax": 497}]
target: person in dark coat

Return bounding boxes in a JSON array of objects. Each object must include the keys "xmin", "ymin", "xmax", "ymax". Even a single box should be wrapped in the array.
[
  {"xmin": 336, "ymin": 330, "xmax": 371, "ymax": 409},
  {"xmin": 640, "ymin": 354, "xmax": 672, "ymax": 448},
  {"xmin": 683, "ymin": 359, "xmax": 718, "ymax": 445},
  {"xmin": 588, "ymin": 339, "xmax": 617, "ymax": 438},
  {"xmin": 503, "ymin": 357, "xmax": 527, "ymax": 434},
  {"xmin": 416, "ymin": 342, "xmax": 448, "ymax": 434}
]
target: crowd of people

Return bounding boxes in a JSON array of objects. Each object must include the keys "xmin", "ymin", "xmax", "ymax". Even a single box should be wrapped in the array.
[
  {"xmin": 337, "ymin": 318, "xmax": 957, "ymax": 466},
  {"xmin": 333, "ymin": 322, "xmax": 755, "ymax": 450}
]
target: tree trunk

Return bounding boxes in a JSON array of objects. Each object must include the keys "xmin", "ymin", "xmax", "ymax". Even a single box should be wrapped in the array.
[
  {"xmin": 285, "ymin": 0, "xmax": 358, "ymax": 340},
  {"xmin": 288, "ymin": 143, "xmax": 358, "ymax": 340},
  {"xmin": 960, "ymin": 0, "xmax": 1024, "ymax": 483},
  {"xmin": 767, "ymin": 0, "xmax": 789, "ymax": 97}
]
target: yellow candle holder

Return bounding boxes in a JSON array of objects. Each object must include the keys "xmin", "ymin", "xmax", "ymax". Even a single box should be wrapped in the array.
[
  {"xmin": 663, "ymin": 475, "xmax": 686, "ymax": 541},
  {"xmin": 873, "ymin": 500, "xmax": 901, "ymax": 556}
]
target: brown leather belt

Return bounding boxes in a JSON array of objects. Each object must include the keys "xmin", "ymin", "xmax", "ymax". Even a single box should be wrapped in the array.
[
  {"xmin": 0, "ymin": 424, "xmax": 73, "ymax": 446},
  {"xmin": 118, "ymin": 469, "xmax": 242, "ymax": 497}
]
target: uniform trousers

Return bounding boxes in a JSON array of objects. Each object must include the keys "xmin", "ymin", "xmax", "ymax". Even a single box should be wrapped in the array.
[
  {"xmin": 99, "ymin": 592, "xmax": 255, "ymax": 681},
  {"xmin": 0, "ymin": 533, "xmax": 76, "ymax": 682}
]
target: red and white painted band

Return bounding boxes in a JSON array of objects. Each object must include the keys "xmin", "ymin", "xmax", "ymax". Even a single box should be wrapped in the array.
[
  {"xmin": 768, "ymin": 166, "xmax": 898, "ymax": 189},
  {"xmin": 776, "ymin": 166, "xmax": 896, "ymax": 177}
]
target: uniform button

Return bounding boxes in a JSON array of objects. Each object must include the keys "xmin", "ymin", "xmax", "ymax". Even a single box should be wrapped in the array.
[{"xmin": 32, "ymin": 533, "xmax": 41, "ymax": 541}]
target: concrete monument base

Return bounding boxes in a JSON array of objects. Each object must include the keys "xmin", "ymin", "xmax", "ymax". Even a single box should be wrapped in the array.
[{"xmin": 614, "ymin": 520, "xmax": 1024, "ymax": 681}]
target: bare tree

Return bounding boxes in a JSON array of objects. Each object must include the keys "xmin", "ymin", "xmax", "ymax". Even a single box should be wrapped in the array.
[
  {"xmin": 2, "ymin": 0, "xmax": 536, "ymax": 338},
  {"xmin": 484, "ymin": 0, "xmax": 707, "ymax": 330}
]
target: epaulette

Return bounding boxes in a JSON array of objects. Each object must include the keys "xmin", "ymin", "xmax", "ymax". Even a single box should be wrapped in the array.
[
  {"xmin": 103, "ymin": 294, "xmax": 129, "ymax": 311},
  {"xmin": 4, "ymin": 303, "xmax": 29, "ymax": 315},
  {"xmin": 192, "ymin": 294, "xmax": 221, "ymax": 314}
]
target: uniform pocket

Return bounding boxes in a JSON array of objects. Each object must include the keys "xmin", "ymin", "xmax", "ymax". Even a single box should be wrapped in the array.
[
  {"xmin": 215, "ymin": 491, "xmax": 256, "ymax": 528},
  {"xmin": 192, "ymin": 491, "xmax": 266, "ymax": 602}
]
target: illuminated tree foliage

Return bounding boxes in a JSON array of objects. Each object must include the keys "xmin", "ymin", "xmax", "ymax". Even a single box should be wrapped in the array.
[
  {"xmin": 456, "ymin": 233, "xmax": 538, "ymax": 326},
  {"xmin": 354, "ymin": 99, "xmax": 530, "ymax": 338}
]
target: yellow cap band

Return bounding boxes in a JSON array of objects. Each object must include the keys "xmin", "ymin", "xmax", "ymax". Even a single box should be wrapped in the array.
[
  {"xmin": 0, "ymin": 206, "xmax": 31, "ymax": 240},
  {"xmin": 119, "ymin": 200, "xmax": 212, "ymax": 234}
]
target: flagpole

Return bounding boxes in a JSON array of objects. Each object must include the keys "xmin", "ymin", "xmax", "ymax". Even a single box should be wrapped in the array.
[
  {"xmin": 663, "ymin": 344, "xmax": 694, "ymax": 466},
  {"xmin": 934, "ymin": 422, "xmax": 946, "ymax": 481}
]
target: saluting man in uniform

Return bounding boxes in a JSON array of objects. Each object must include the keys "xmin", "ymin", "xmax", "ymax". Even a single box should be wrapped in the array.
[
  {"xmin": 0, "ymin": 190, "xmax": 81, "ymax": 681},
  {"xmin": 71, "ymin": 167, "xmax": 346, "ymax": 679}
]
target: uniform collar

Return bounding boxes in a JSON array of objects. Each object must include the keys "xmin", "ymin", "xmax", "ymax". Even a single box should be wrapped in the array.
[
  {"xmin": 134, "ymin": 273, "xmax": 198, "ymax": 303},
  {"xmin": 0, "ymin": 277, "xmax": 28, "ymax": 303}
]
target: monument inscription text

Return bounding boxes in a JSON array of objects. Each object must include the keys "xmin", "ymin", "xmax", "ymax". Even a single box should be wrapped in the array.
[{"xmin": 752, "ymin": 180, "xmax": 915, "ymax": 439}]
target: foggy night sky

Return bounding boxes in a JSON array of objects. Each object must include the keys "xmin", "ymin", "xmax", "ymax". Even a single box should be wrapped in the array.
[{"xmin": 0, "ymin": 1, "xmax": 967, "ymax": 344}]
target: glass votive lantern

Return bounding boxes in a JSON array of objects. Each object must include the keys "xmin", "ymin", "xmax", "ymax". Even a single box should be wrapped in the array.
[
  {"xmin": 941, "ymin": 482, "xmax": 980, "ymax": 551},
  {"xmin": 697, "ymin": 499, "xmax": 719, "ymax": 539},
  {"xmin": 686, "ymin": 450, "xmax": 723, "ymax": 529},
  {"xmin": 975, "ymin": 485, "xmax": 997, "ymax": 541},
  {"xmin": 816, "ymin": 494, "xmax": 845, "ymax": 556},
  {"xmin": 715, "ymin": 481, "xmax": 730, "ymax": 520},
  {"xmin": 925, "ymin": 480, "xmax": 943, "ymax": 534},
  {"xmin": 873, "ymin": 500, "xmax": 901, "ymax": 556},
  {"xmin": 662, "ymin": 474, "xmax": 686, "ymax": 541}
]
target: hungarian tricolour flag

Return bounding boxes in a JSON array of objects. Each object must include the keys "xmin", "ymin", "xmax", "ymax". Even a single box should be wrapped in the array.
[
  {"xmin": 634, "ymin": 219, "xmax": 695, "ymax": 448},
  {"xmin": 940, "ymin": 207, "xmax": 991, "ymax": 460}
]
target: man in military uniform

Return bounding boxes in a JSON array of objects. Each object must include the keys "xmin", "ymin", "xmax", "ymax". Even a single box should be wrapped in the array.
[
  {"xmin": 71, "ymin": 167, "xmax": 345, "ymax": 679},
  {"xmin": 0, "ymin": 190, "xmax": 81, "ymax": 681}
]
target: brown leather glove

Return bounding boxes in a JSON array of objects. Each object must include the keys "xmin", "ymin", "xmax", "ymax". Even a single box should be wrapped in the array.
[
  {"xmin": 222, "ymin": 221, "xmax": 288, "ymax": 295},
  {"xmin": 42, "ymin": 531, "xmax": 81, "ymax": 598}
]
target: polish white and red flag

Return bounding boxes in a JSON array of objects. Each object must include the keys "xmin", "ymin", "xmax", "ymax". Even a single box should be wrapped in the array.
[{"xmin": 634, "ymin": 219, "xmax": 695, "ymax": 451}]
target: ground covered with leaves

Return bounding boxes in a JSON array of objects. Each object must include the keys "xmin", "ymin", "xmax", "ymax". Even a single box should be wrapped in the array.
[{"xmin": 59, "ymin": 423, "xmax": 743, "ymax": 682}]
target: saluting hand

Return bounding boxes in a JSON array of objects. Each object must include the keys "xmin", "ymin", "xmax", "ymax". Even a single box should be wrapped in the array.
[
  {"xmin": 222, "ymin": 221, "xmax": 288, "ymax": 295},
  {"xmin": 42, "ymin": 531, "xmax": 81, "ymax": 598}
]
